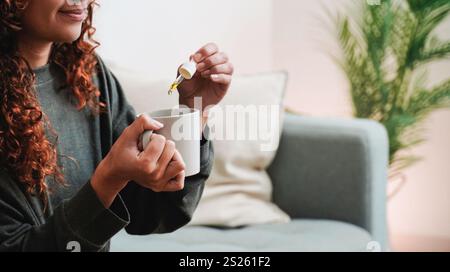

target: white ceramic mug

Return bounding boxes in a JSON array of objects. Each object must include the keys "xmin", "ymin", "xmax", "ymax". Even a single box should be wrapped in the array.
[{"xmin": 139, "ymin": 108, "xmax": 201, "ymax": 177}]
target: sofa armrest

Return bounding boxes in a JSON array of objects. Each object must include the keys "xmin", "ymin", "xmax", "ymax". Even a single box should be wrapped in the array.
[{"xmin": 267, "ymin": 113, "xmax": 388, "ymax": 248}]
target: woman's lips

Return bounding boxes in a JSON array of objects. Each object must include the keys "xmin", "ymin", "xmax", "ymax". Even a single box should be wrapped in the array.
[{"xmin": 58, "ymin": 9, "xmax": 87, "ymax": 22}]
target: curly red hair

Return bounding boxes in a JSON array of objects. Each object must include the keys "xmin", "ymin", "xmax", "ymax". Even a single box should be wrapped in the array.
[{"xmin": 0, "ymin": 0, "xmax": 106, "ymax": 201}]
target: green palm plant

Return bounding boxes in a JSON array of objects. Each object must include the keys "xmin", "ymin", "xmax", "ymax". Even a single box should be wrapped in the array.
[{"xmin": 337, "ymin": 0, "xmax": 450, "ymax": 176}]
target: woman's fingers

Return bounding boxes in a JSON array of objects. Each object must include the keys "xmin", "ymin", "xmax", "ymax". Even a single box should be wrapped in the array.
[
  {"xmin": 191, "ymin": 43, "xmax": 233, "ymax": 85},
  {"xmin": 126, "ymin": 114, "xmax": 163, "ymax": 142},
  {"xmin": 193, "ymin": 42, "xmax": 219, "ymax": 63},
  {"xmin": 210, "ymin": 74, "xmax": 233, "ymax": 85},
  {"xmin": 162, "ymin": 150, "xmax": 185, "ymax": 182},
  {"xmin": 201, "ymin": 62, "xmax": 234, "ymax": 77},
  {"xmin": 163, "ymin": 171, "xmax": 186, "ymax": 192},
  {"xmin": 139, "ymin": 134, "xmax": 166, "ymax": 163},
  {"xmin": 135, "ymin": 136, "xmax": 186, "ymax": 192},
  {"xmin": 196, "ymin": 52, "xmax": 229, "ymax": 72},
  {"xmin": 155, "ymin": 140, "xmax": 176, "ymax": 177}
]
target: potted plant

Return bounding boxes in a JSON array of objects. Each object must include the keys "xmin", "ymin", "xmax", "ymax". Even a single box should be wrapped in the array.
[{"xmin": 336, "ymin": 0, "xmax": 450, "ymax": 195}]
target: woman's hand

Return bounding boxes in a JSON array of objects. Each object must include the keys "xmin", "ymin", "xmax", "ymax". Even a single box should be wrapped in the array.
[
  {"xmin": 91, "ymin": 114, "xmax": 186, "ymax": 208},
  {"xmin": 178, "ymin": 43, "xmax": 233, "ymax": 116}
]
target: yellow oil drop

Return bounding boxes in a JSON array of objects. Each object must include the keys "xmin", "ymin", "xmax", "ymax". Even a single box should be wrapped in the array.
[{"xmin": 168, "ymin": 81, "xmax": 179, "ymax": 95}]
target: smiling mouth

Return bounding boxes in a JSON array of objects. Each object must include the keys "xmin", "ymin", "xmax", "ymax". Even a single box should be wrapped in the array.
[{"xmin": 58, "ymin": 8, "xmax": 87, "ymax": 22}]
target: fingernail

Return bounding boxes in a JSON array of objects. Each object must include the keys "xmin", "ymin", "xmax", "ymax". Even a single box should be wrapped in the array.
[
  {"xmin": 194, "ymin": 53, "xmax": 202, "ymax": 62},
  {"xmin": 211, "ymin": 74, "xmax": 219, "ymax": 80},
  {"xmin": 154, "ymin": 120, "xmax": 164, "ymax": 128}
]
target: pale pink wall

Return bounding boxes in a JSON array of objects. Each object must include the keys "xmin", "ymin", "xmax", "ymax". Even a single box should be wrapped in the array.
[
  {"xmin": 273, "ymin": 0, "xmax": 352, "ymax": 117},
  {"xmin": 273, "ymin": 0, "xmax": 450, "ymax": 249}
]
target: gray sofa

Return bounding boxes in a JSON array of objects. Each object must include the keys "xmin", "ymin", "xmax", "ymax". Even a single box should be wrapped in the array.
[{"xmin": 111, "ymin": 113, "xmax": 389, "ymax": 252}]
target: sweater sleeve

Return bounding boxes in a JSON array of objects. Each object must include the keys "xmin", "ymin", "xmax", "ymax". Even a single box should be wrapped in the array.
[
  {"xmin": 103, "ymin": 59, "xmax": 214, "ymax": 235},
  {"xmin": 0, "ymin": 170, "xmax": 129, "ymax": 252}
]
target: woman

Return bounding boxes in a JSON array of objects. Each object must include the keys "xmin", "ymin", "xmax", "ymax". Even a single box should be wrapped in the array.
[{"xmin": 0, "ymin": 0, "xmax": 233, "ymax": 251}]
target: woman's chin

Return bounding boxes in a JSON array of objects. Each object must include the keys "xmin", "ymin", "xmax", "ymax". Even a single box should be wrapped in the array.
[{"xmin": 56, "ymin": 29, "xmax": 83, "ymax": 43}]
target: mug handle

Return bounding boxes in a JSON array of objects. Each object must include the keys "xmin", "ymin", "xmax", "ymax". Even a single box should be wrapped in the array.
[{"xmin": 138, "ymin": 130, "xmax": 153, "ymax": 151}]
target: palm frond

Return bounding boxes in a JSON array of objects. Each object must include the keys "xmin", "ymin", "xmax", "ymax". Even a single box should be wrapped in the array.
[
  {"xmin": 419, "ymin": 41, "xmax": 450, "ymax": 63},
  {"xmin": 408, "ymin": 79, "xmax": 450, "ymax": 116}
]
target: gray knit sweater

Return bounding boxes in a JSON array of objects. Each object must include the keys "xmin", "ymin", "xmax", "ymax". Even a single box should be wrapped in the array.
[{"xmin": 0, "ymin": 57, "xmax": 213, "ymax": 252}]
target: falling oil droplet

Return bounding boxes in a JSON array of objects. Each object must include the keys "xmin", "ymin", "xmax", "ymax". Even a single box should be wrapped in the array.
[{"xmin": 168, "ymin": 82, "xmax": 179, "ymax": 95}]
